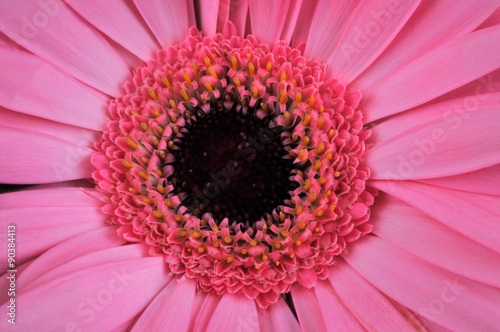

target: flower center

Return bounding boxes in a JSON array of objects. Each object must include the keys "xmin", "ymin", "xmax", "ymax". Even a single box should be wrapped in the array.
[
  {"xmin": 169, "ymin": 101, "xmax": 297, "ymax": 226},
  {"xmin": 92, "ymin": 26, "xmax": 375, "ymax": 308}
]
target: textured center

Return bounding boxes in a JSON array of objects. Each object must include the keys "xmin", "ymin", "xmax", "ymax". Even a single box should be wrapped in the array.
[{"xmin": 170, "ymin": 102, "xmax": 296, "ymax": 226}]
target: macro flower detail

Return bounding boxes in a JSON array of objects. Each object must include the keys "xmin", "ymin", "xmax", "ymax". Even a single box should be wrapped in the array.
[
  {"xmin": 93, "ymin": 27, "xmax": 374, "ymax": 307},
  {"xmin": 1, "ymin": 0, "xmax": 500, "ymax": 331}
]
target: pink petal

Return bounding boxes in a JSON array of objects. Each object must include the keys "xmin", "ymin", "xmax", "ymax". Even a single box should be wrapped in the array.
[
  {"xmin": 206, "ymin": 293, "xmax": 260, "ymax": 332},
  {"xmin": 371, "ymin": 202, "xmax": 500, "ymax": 288},
  {"xmin": 290, "ymin": 286, "xmax": 327, "ymax": 332},
  {"xmin": 133, "ymin": 0, "xmax": 192, "ymax": 46},
  {"xmin": 371, "ymin": 180, "xmax": 500, "ymax": 254},
  {"xmin": 0, "ymin": 126, "xmax": 94, "ymax": 184},
  {"xmin": 1, "ymin": 227, "xmax": 125, "ymax": 305},
  {"xmin": 328, "ymin": 261, "xmax": 417, "ymax": 331},
  {"xmin": 228, "ymin": 0, "xmax": 249, "ymax": 37},
  {"xmin": 0, "ymin": 46, "xmax": 108, "ymax": 130},
  {"xmin": 314, "ymin": 280, "xmax": 364, "ymax": 332},
  {"xmin": 0, "ymin": 107, "xmax": 99, "ymax": 147},
  {"xmin": 196, "ymin": 0, "xmax": 219, "ymax": 36},
  {"xmin": 279, "ymin": 0, "xmax": 303, "ymax": 44},
  {"xmin": 477, "ymin": 6, "xmax": 500, "ymax": 30},
  {"xmin": 361, "ymin": 25, "xmax": 500, "ymax": 122},
  {"xmin": 0, "ymin": 0, "xmax": 130, "ymax": 97},
  {"xmin": 418, "ymin": 164, "xmax": 500, "ymax": 196},
  {"xmin": 257, "ymin": 298, "xmax": 301, "ymax": 332},
  {"xmin": 304, "ymin": 0, "xmax": 358, "ymax": 62},
  {"xmin": 290, "ymin": 0, "xmax": 319, "ymax": 46},
  {"xmin": 132, "ymin": 278, "xmax": 196, "ymax": 332},
  {"xmin": 0, "ymin": 257, "xmax": 169, "ymax": 331},
  {"xmin": 352, "ymin": 0, "xmax": 499, "ymax": 93},
  {"xmin": 249, "ymin": 0, "xmax": 301, "ymax": 45},
  {"xmin": 326, "ymin": 0, "xmax": 421, "ymax": 84},
  {"xmin": 367, "ymin": 108, "xmax": 500, "ymax": 180},
  {"xmin": 343, "ymin": 236, "xmax": 500, "ymax": 332},
  {"xmin": 192, "ymin": 293, "xmax": 221, "ymax": 332},
  {"xmin": 66, "ymin": 0, "xmax": 159, "ymax": 61},
  {"xmin": 0, "ymin": 205, "xmax": 106, "ymax": 269}
]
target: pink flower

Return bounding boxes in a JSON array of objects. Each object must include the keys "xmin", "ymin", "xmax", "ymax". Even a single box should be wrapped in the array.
[{"xmin": 1, "ymin": 1, "xmax": 499, "ymax": 331}]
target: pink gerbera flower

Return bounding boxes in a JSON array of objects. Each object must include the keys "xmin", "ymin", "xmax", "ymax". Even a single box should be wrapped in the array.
[{"xmin": 1, "ymin": 0, "xmax": 500, "ymax": 331}]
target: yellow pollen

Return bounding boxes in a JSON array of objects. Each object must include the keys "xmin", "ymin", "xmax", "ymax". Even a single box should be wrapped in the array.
[
  {"xmin": 198, "ymin": 246, "xmax": 206, "ymax": 253},
  {"xmin": 212, "ymin": 226, "xmax": 219, "ymax": 232},
  {"xmin": 330, "ymin": 204, "xmax": 337, "ymax": 210},
  {"xmin": 191, "ymin": 62, "xmax": 198, "ymax": 75},
  {"xmin": 152, "ymin": 137, "xmax": 159, "ymax": 148},
  {"xmin": 302, "ymin": 136, "xmax": 310, "ymax": 146},
  {"xmin": 299, "ymin": 149, "xmax": 307, "ymax": 160},
  {"xmin": 316, "ymin": 142, "xmax": 325, "ymax": 154},
  {"xmin": 254, "ymin": 265, "xmax": 262, "ymax": 270},
  {"xmin": 303, "ymin": 113, "xmax": 311, "ymax": 126},
  {"xmin": 334, "ymin": 171, "xmax": 341, "ymax": 178},
  {"xmin": 246, "ymin": 52, "xmax": 251, "ymax": 58},
  {"xmin": 309, "ymin": 191, "xmax": 317, "ymax": 202},
  {"xmin": 128, "ymin": 187, "xmax": 139, "ymax": 194},
  {"xmin": 155, "ymin": 169, "xmax": 163, "ymax": 177},
  {"xmin": 314, "ymin": 227, "xmax": 320, "ymax": 233},
  {"xmin": 250, "ymin": 240, "xmax": 257, "ymax": 247},
  {"xmin": 157, "ymin": 184, "xmax": 166, "ymax": 194},
  {"xmin": 296, "ymin": 205, "xmax": 303, "ymax": 215},
  {"xmin": 328, "ymin": 129, "xmax": 335, "ymax": 138},
  {"xmin": 175, "ymin": 214, "xmax": 183, "ymax": 222},
  {"xmin": 326, "ymin": 151, "xmax": 333, "ymax": 160},
  {"xmin": 164, "ymin": 198, "xmax": 173, "ymax": 208},
  {"xmin": 275, "ymin": 261, "xmax": 280, "ymax": 266},
  {"xmin": 231, "ymin": 55, "xmax": 238, "ymax": 70},
  {"xmin": 261, "ymin": 102, "xmax": 269, "ymax": 114},
  {"xmin": 315, "ymin": 209, "xmax": 324, "ymax": 217},
  {"xmin": 266, "ymin": 61, "xmax": 272, "ymax": 72},
  {"xmin": 148, "ymin": 89, "xmax": 158, "ymax": 100},
  {"xmin": 298, "ymin": 221, "xmax": 306, "ymax": 229},
  {"xmin": 180, "ymin": 89, "xmax": 189, "ymax": 101},
  {"xmin": 204, "ymin": 56, "xmax": 211, "ymax": 67},
  {"xmin": 179, "ymin": 230, "xmax": 188, "ymax": 237},
  {"xmin": 204, "ymin": 81, "xmax": 213, "ymax": 92},
  {"xmin": 281, "ymin": 229, "xmax": 290, "ymax": 237},
  {"xmin": 138, "ymin": 169, "xmax": 149, "ymax": 180},
  {"xmin": 251, "ymin": 86, "xmax": 259, "ymax": 98},
  {"xmin": 126, "ymin": 138, "xmax": 138, "ymax": 150},
  {"xmin": 153, "ymin": 210, "xmax": 163, "ymax": 218},
  {"xmin": 291, "ymin": 79, "xmax": 297, "ymax": 86},
  {"xmin": 274, "ymin": 242, "xmax": 281, "ymax": 249},
  {"xmin": 233, "ymin": 77, "xmax": 241, "ymax": 87},
  {"xmin": 191, "ymin": 231, "xmax": 202, "ymax": 238},
  {"xmin": 224, "ymin": 236, "xmax": 233, "ymax": 244},
  {"xmin": 289, "ymin": 252, "xmax": 295, "ymax": 259},
  {"xmin": 161, "ymin": 76, "xmax": 171, "ymax": 88},
  {"xmin": 172, "ymin": 125, "xmax": 179, "ymax": 133},
  {"xmin": 309, "ymin": 95, "xmax": 316, "ymax": 107},
  {"xmin": 169, "ymin": 100, "xmax": 177, "ymax": 109},
  {"xmin": 167, "ymin": 141, "xmax": 175, "ymax": 150},
  {"xmin": 283, "ymin": 111, "xmax": 292, "ymax": 125},
  {"xmin": 295, "ymin": 239, "xmax": 302, "ymax": 246},
  {"xmin": 208, "ymin": 67, "xmax": 218, "ymax": 78},
  {"xmin": 317, "ymin": 116, "xmax": 324, "ymax": 129},
  {"xmin": 140, "ymin": 122, "xmax": 149, "ymax": 131},
  {"xmin": 159, "ymin": 151, "xmax": 166, "ymax": 160},
  {"xmin": 313, "ymin": 160, "xmax": 321, "ymax": 170},
  {"xmin": 248, "ymin": 62, "xmax": 255, "ymax": 75},
  {"xmin": 262, "ymin": 254, "xmax": 269, "ymax": 261},
  {"xmin": 280, "ymin": 71, "xmax": 286, "ymax": 82},
  {"xmin": 319, "ymin": 176, "xmax": 326, "ymax": 185},
  {"xmin": 280, "ymin": 212, "xmax": 286, "ymax": 222},
  {"xmin": 122, "ymin": 160, "xmax": 133, "ymax": 168},
  {"xmin": 241, "ymin": 248, "xmax": 247, "ymax": 255},
  {"xmin": 303, "ymin": 180, "xmax": 311, "ymax": 191},
  {"xmin": 213, "ymin": 241, "xmax": 220, "ymax": 248},
  {"xmin": 151, "ymin": 108, "xmax": 161, "ymax": 118},
  {"xmin": 226, "ymin": 256, "xmax": 234, "ymax": 263},
  {"xmin": 182, "ymin": 70, "xmax": 191, "ymax": 84},
  {"xmin": 279, "ymin": 89, "xmax": 287, "ymax": 104},
  {"xmin": 319, "ymin": 105, "xmax": 325, "ymax": 113},
  {"xmin": 140, "ymin": 196, "xmax": 152, "ymax": 204},
  {"xmin": 156, "ymin": 126, "xmax": 164, "ymax": 135},
  {"xmin": 213, "ymin": 259, "xmax": 219, "ymax": 264},
  {"xmin": 295, "ymin": 92, "xmax": 302, "ymax": 103}
]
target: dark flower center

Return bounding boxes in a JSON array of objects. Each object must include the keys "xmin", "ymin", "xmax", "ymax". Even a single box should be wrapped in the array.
[{"xmin": 169, "ymin": 102, "xmax": 297, "ymax": 226}]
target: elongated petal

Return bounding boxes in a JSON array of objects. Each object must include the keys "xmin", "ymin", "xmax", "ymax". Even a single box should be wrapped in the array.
[
  {"xmin": 132, "ymin": 279, "xmax": 196, "ymax": 332},
  {"xmin": 257, "ymin": 298, "xmax": 301, "ymax": 332},
  {"xmin": 362, "ymin": 25, "xmax": 500, "ymax": 122},
  {"xmin": 228, "ymin": 0, "xmax": 249, "ymax": 37},
  {"xmin": 314, "ymin": 281, "xmax": 364, "ymax": 332},
  {"xmin": 192, "ymin": 293, "xmax": 221, "ymax": 332},
  {"xmin": 343, "ymin": 236, "xmax": 500, "ymax": 332},
  {"xmin": 250, "ymin": 0, "xmax": 301, "ymax": 44},
  {"xmin": 328, "ymin": 261, "xmax": 417, "ymax": 331},
  {"xmin": 0, "ymin": 0, "xmax": 130, "ymax": 96},
  {"xmin": 66, "ymin": 0, "xmax": 159, "ymax": 60},
  {"xmin": 0, "ymin": 47, "xmax": 108, "ymax": 130},
  {"xmin": 206, "ymin": 293, "xmax": 260, "ymax": 332},
  {"xmin": 353, "ymin": 0, "xmax": 499, "ymax": 92},
  {"xmin": 418, "ymin": 165, "xmax": 500, "ymax": 196},
  {"xmin": 0, "ymin": 257, "xmax": 169, "ymax": 331},
  {"xmin": 371, "ymin": 180, "xmax": 500, "ymax": 254},
  {"xmin": 196, "ymin": 0, "xmax": 219, "ymax": 36},
  {"xmin": 291, "ymin": 286, "xmax": 327, "ymax": 332},
  {"xmin": 0, "ymin": 127, "xmax": 94, "ymax": 184},
  {"xmin": 133, "ymin": 0, "xmax": 191, "ymax": 46},
  {"xmin": 371, "ymin": 203, "xmax": 500, "ymax": 288},
  {"xmin": 367, "ymin": 108, "xmax": 500, "ymax": 180}
]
